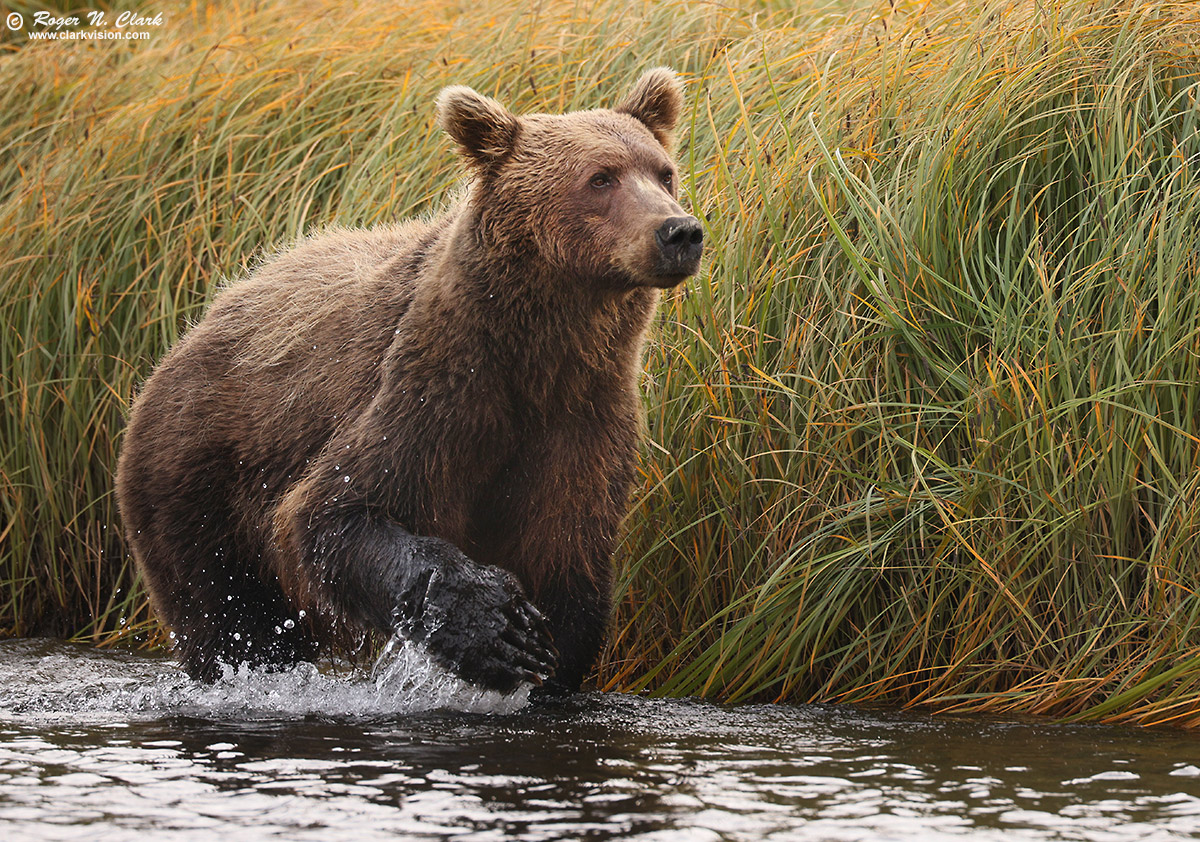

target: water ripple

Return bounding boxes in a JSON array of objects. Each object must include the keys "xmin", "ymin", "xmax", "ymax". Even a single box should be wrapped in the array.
[{"xmin": 0, "ymin": 640, "xmax": 1197, "ymax": 841}]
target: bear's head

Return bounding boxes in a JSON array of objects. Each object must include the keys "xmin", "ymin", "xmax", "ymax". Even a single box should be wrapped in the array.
[{"xmin": 437, "ymin": 68, "xmax": 704, "ymax": 291}]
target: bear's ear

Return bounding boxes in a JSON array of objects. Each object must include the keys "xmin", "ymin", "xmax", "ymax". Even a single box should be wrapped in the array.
[
  {"xmin": 437, "ymin": 86, "xmax": 520, "ymax": 172},
  {"xmin": 615, "ymin": 67, "xmax": 684, "ymax": 150}
]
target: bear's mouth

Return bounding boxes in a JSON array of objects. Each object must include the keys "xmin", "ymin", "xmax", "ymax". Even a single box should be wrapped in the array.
[
  {"xmin": 650, "ymin": 250, "xmax": 703, "ymax": 287},
  {"xmin": 648, "ymin": 264, "xmax": 701, "ymax": 289}
]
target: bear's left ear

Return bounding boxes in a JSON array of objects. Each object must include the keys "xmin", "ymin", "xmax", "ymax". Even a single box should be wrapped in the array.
[
  {"xmin": 616, "ymin": 67, "xmax": 684, "ymax": 151},
  {"xmin": 437, "ymin": 86, "xmax": 520, "ymax": 173}
]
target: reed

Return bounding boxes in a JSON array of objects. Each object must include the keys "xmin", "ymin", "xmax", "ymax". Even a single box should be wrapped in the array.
[{"xmin": 3, "ymin": 0, "xmax": 1199, "ymax": 725}]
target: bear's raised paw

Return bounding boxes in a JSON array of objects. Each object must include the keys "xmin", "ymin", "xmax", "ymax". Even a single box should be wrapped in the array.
[{"xmin": 393, "ymin": 540, "xmax": 557, "ymax": 693}]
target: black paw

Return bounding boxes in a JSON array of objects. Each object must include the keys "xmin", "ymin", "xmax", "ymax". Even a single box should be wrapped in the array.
[{"xmin": 394, "ymin": 540, "xmax": 557, "ymax": 693}]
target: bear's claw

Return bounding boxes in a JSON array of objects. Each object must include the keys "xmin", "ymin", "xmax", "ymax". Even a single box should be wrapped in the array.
[{"xmin": 393, "ymin": 542, "xmax": 558, "ymax": 693}]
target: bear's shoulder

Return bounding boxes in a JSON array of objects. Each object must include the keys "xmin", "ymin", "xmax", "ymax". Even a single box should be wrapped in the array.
[
  {"xmin": 218, "ymin": 221, "xmax": 432, "ymax": 301},
  {"xmin": 197, "ymin": 220, "xmax": 435, "ymax": 370}
]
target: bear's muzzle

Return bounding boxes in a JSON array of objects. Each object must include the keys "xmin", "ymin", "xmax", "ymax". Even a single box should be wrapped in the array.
[{"xmin": 654, "ymin": 215, "xmax": 704, "ymax": 281}]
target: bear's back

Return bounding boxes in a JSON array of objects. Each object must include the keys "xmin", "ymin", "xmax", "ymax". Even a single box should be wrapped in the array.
[
  {"xmin": 122, "ymin": 220, "xmax": 437, "ymax": 533},
  {"xmin": 214, "ymin": 220, "xmax": 433, "ymax": 369}
]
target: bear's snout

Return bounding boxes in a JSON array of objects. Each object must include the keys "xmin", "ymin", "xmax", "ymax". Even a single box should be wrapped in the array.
[{"xmin": 654, "ymin": 216, "xmax": 704, "ymax": 280}]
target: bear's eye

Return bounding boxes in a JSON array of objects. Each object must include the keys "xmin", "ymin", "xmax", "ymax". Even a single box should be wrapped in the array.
[
  {"xmin": 661, "ymin": 170, "xmax": 674, "ymax": 190},
  {"xmin": 590, "ymin": 172, "xmax": 613, "ymax": 189}
]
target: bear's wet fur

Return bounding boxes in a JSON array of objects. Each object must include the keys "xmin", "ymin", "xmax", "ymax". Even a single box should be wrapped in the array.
[{"xmin": 116, "ymin": 68, "xmax": 703, "ymax": 693}]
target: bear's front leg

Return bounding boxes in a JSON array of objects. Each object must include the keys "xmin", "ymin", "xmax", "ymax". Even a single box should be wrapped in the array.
[{"xmin": 276, "ymin": 482, "xmax": 557, "ymax": 693}]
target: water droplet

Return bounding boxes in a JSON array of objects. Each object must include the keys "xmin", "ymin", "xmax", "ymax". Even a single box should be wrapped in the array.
[{"xmin": 343, "ymin": 476, "xmax": 350, "ymax": 483}]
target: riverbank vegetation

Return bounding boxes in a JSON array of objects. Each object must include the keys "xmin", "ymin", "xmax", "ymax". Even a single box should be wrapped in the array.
[{"xmin": 3, "ymin": 0, "xmax": 1200, "ymax": 726}]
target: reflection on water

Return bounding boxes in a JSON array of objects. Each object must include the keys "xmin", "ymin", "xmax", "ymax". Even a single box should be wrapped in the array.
[{"xmin": 0, "ymin": 639, "xmax": 1197, "ymax": 841}]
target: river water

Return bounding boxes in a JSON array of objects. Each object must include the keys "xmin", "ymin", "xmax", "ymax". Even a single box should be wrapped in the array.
[{"xmin": 0, "ymin": 638, "xmax": 1196, "ymax": 841}]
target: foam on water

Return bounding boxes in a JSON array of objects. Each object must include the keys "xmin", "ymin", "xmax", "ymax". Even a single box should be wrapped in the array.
[{"xmin": 0, "ymin": 637, "xmax": 530, "ymax": 722}]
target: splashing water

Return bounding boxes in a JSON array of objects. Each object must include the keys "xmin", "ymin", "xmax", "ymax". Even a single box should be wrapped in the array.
[
  {"xmin": 0, "ymin": 637, "xmax": 530, "ymax": 723},
  {"xmin": 369, "ymin": 634, "xmax": 532, "ymax": 714},
  {"xmin": 1, "ymin": 639, "xmax": 1198, "ymax": 841}
]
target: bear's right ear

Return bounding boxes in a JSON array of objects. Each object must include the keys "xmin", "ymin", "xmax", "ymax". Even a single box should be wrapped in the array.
[{"xmin": 437, "ymin": 86, "xmax": 520, "ymax": 173}]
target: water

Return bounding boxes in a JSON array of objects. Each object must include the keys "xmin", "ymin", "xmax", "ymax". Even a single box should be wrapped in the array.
[{"xmin": 0, "ymin": 639, "xmax": 1197, "ymax": 841}]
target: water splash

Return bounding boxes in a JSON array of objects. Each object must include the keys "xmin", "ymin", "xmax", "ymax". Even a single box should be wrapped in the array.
[
  {"xmin": 0, "ymin": 638, "xmax": 530, "ymax": 723},
  {"xmin": 369, "ymin": 634, "xmax": 532, "ymax": 714},
  {"xmin": 131, "ymin": 637, "xmax": 530, "ymax": 718}
]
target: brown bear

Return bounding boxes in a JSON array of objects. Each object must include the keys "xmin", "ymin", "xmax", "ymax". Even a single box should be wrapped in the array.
[{"xmin": 115, "ymin": 68, "xmax": 703, "ymax": 694}]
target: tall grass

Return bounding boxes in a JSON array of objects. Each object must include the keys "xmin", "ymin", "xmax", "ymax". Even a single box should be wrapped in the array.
[{"xmin": 3, "ymin": 0, "xmax": 1200, "ymax": 725}]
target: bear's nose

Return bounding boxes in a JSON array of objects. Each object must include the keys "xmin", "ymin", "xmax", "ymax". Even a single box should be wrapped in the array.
[{"xmin": 655, "ymin": 216, "xmax": 704, "ymax": 269}]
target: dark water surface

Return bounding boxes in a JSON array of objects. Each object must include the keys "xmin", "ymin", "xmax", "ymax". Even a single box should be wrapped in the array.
[{"xmin": 0, "ymin": 639, "xmax": 1197, "ymax": 841}]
